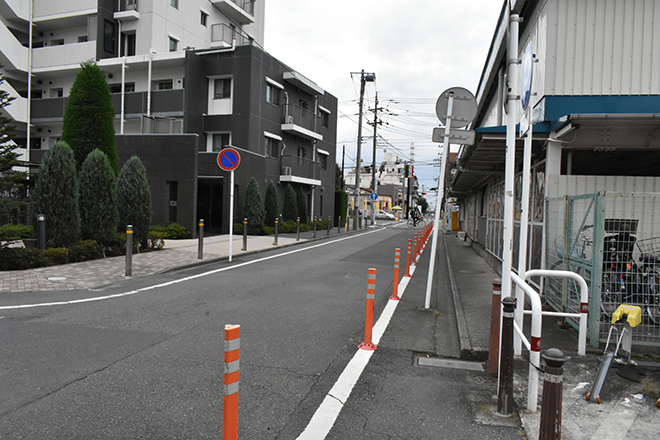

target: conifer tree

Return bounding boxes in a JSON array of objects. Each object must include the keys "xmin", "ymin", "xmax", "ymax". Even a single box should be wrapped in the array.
[
  {"xmin": 282, "ymin": 184, "xmax": 297, "ymax": 221},
  {"xmin": 243, "ymin": 177, "xmax": 265, "ymax": 233},
  {"xmin": 31, "ymin": 142, "xmax": 80, "ymax": 247},
  {"xmin": 117, "ymin": 156, "xmax": 152, "ymax": 246},
  {"xmin": 264, "ymin": 181, "xmax": 279, "ymax": 227},
  {"xmin": 296, "ymin": 185, "xmax": 308, "ymax": 223},
  {"xmin": 79, "ymin": 149, "xmax": 118, "ymax": 245},
  {"xmin": 62, "ymin": 60, "xmax": 118, "ymax": 174}
]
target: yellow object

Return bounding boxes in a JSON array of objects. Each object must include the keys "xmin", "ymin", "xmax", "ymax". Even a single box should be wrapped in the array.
[
  {"xmin": 611, "ymin": 304, "xmax": 642, "ymax": 328},
  {"xmin": 451, "ymin": 212, "xmax": 458, "ymax": 231}
]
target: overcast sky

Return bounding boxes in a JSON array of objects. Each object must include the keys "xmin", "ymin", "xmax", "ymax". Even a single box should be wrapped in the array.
[{"xmin": 263, "ymin": 0, "xmax": 504, "ymax": 191}]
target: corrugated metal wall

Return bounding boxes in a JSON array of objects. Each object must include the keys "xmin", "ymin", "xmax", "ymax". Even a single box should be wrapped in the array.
[
  {"xmin": 546, "ymin": 0, "xmax": 660, "ymax": 95},
  {"xmin": 548, "ymin": 175, "xmax": 660, "ymax": 197}
]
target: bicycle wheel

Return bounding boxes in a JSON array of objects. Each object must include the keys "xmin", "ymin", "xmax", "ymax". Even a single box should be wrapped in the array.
[
  {"xmin": 407, "ymin": 219, "xmax": 415, "ymax": 228},
  {"xmin": 417, "ymin": 219, "xmax": 426, "ymax": 228}
]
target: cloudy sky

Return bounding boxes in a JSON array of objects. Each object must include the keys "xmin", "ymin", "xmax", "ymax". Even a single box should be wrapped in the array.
[{"xmin": 263, "ymin": 0, "xmax": 505, "ymax": 191}]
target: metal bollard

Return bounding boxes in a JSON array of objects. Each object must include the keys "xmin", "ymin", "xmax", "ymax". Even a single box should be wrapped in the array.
[
  {"xmin": 313, "ymin": 217, "xmax": 317, "ymax": 238},
  {"xmin": 327, "ymin": 216, "xmax": 331, "ymax": 235},
  {"xmin": 125, "ymin": 225, "xmax": 133, "ymax": 277},
  {"xmin": 498, "ymin": 296, "xmax": 516, "ymax": 416},
  {"xmin": 198, "ymin": 219, "xmax": 204, "ymax": 259},
  {"xmin": 241, "ymin": 218, "xmax": 248, "ymax": 251},
  {"xmin": 296, "ymin": 217, "xmax": 300, "ymax": 241},
  {"xmin": 37, "ymin": 214, "xmax": 46, "ymax": 250},
  {"xmin": 539, "ymin": 349, "xmax": 569, "ymax": 440},
  {"xmin": 488, "ymin": 278, "xmax": 502, "ymax": 376},
  {"xmin": 338, "ymin": 216, "xmax": 341, "ymax": 234},
  {"xmin": 273, "ymin": 218, "xmax": 279, "ymax": 245}
]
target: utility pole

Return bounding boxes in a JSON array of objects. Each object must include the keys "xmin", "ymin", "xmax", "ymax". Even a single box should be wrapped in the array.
[
  {"xmin": 351, "ymin": 70, "xmax": 375, "ymax": 230},
  {"xmin": 341, "ymin": 145, "xmax": 345, "ymax": 190},
  {"xmin": 369, "ymin": 92, "xmax": 382, "ymax": 224}
]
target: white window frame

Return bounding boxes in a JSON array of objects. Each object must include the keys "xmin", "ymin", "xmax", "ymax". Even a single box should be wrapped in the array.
[{"xmin": 208, "ymin": 75, "xmax": 233, "ymax": 115}]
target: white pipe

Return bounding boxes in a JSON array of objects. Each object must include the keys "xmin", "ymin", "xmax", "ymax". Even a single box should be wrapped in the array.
[
  {"xmin": 229, "ymin": 170, "xmax": 235, "ymax": 262},
  {"xmin": 510, "ymin": 272, "xmax": 542, "ymax": 412},
  {"xmin": 147, "ymin": 49, "xmax": 153, "ymax": 116},
  {"xmin": 524, "ymin": 269, "xmax": 588, "ymax": 356},
  {"xmin": 425, "ymin": 93, "xmax": 454, "ymax": 309},
  {"xmin": 26, "ymin": 0, "xmax": 34, "ymax": 175},
  {"xmin": 120, "ymin": 56, "xmax": 125, "ymax": 134}
]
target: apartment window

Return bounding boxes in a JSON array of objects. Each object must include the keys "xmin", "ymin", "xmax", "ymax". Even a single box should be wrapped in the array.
[
  {"xmin": 169, "ymin": 37, "xmax": 178, "ymax": 52},
  {"xmin": 171, "ymin": 0, "xmax": 179, "ymax": 8},
  {"xmin": 320, "ymin": 110, "xmax": 330, "ymax": 128},
  {"xmin": 299, "ymin": 99, "xmax": 309, "ymax": 110},
  {"xmin": 109, "ymin": 83, "xmax": 135, "ymax": 93},
  {"xmin": 266, "ymin": 84, "xmax": 280, "ymax": 106},
  {"xmin": 104, "ymin": 20, "xmax": 116, "ymax": 53},
  {"xmin": 78, "ymin": 35, "xmax": 88, "ymax": 42},
  {"xmin": 318, "ymin": 150, "xmax": 329, "ymax": 170},
  {"xmin": 264, "ymin": 137, "xmax": 279, "ymax": 158},
  {"xmin": 158, "ymin": 80, "xmax": 173, "ymax": 90},
  {"xmin": 214, "ymin": 78, "xmax": 231, "ymax": 99},
  {"xmin": 297, "ymin": 147, "xmax": 307, "ymax": 158},
  {"xmin": 213, "ymin": 133, "xmax": 231, "ymax": 152},
  {"xmin": 50, "ymin": 88, "xmax": 63, "ymax": 98},
  {"xmin": 51, "ymin": 39, "xmax": 64, "ymax": 46},
  {"xmin": 201, "ymin": 11, "xmax": 209, "ymax": 26},
  {"xmin": 121, "ymin": 32, "xmax": 136, "ymax": 57}
]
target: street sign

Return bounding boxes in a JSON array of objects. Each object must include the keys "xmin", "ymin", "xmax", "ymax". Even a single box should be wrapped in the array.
[
  {"xmin": 521, "ymin": 43, "xmax": 534, "ymax": 111},
  {"xmin": 432, "ymin": 127, "xmax": 476, "ymax": 145},
  {"xmin": 217, "ymin": 147, "xmax": 241, "ymax": 171},
  {"xmin": 435, "ymin": 87, "xmax": 477, "ymax": 128},
  {"xmin": 369, "ymin": 193, "xmax": 378, "ymax": 201}
]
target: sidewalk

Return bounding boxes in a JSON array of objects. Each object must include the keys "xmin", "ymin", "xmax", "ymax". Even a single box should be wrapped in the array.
[
  {"xmin": 0, "ymin": 232, "xmax": 312, "ymax": 292},
  {"xmin": 443, "ymin": 232, "xmax": 660, "ymax": 440}
]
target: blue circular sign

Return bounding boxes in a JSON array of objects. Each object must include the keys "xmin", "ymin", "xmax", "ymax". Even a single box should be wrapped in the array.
[
  {"xmin": 217, "ymin": 147, "xmax": 241, "ymax": 171},
  {"xmin": 521, "ymin": 44, "xmax": 534, "ymax": 111}
]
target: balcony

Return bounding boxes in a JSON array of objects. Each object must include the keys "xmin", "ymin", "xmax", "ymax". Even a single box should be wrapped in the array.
[
  {"xmin": 32, "ymin": 41, "xmax": 96, "ymax": 71},
  {"xmin": 281, "ymin": 104, "xmax": 323, "ymax": 141},
  {"xmin": 280, "ymin": 155, "xmax": 321, "ymax": 186},
  {"xmin": 211, "ymin": 23, "xmax": 252, "ymax": 47},
  {"xmin": 211, "ymin": 0, "xmax": 255, "ymax": 24},
  {"xmin": 114, "ymin": 0, "xmax": 139, "ymax": 21}
]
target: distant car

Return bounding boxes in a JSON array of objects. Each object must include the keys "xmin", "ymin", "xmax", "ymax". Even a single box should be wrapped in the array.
[{"xmin": 375, "ymin": 210, "xmax": 395, "ymax": 220}]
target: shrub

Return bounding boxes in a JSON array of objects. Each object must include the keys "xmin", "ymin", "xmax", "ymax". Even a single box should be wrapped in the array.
[
  {"xmin": 0, "ymin": 247, "xmax": 42, "ymax": 270},
  {"xmin": 0, "ymin": 224, "xmax": 34, "ymax": 242},
  {"xmin": 150, "ymin": 223, "xmax": 188, "ymax": 239},
  {"xmin": 68, "ymin": 240, "xmax": 103, "ymax": 262},
  {"xmin": 335, "ymin": 189, "xmax": 348, "ymax": 226},
  {"xmin": 42, "ymin": 247, "xmax": 70, "ymax": 266},
  {"xmin": 31, "ymin": 142, "xmax": 80, "ymax": 247},
  {"xmin": 262, "ymin": 225, "xmax": 274, "ymax": 236}
]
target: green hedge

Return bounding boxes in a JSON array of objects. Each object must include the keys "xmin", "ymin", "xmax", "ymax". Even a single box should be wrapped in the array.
[
  {"xmin": 149, "ymin": 223, "xmax": 188, "ymax": 239},
  {"xmin": 0, "ymin": 224, "xmax": 34, "ymax": 242}
]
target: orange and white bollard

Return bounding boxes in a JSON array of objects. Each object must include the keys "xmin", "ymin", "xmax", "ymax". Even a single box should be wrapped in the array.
[
  {"xmin": 405, "ymin": 239, "xmax": 412, "ymax": 278},
  {"xmin": 223, "ymin": 324, "xmax": 241, "ymax": 440},
  {"xmin": 390, "ymin": 248, "xmax": 401, "ymax": 301},
  {"xmin": 359, "ymin": 268, "xmax": 378, "ymax": 350}
]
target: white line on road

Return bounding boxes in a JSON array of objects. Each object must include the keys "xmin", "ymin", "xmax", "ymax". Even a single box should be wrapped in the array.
[
  {"xmin": 0, "ymin": 228, "xmax": 385, "ymax": 311},
  {"xmin": 296, "ymin": 264, "xmax": 416, "ymax": 440}
]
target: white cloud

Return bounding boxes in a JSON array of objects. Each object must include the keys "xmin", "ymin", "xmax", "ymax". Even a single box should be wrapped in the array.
[{"xmin": 264, "ymin": 0, "xmax": 504, "ymax": 189}]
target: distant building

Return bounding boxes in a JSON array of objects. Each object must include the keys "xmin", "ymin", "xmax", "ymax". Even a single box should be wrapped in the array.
[{"xmin": 1, "ymin": 0, "xmax": 338, "ymax": 234}]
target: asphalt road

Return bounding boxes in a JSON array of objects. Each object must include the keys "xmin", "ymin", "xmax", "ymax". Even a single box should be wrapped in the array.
[{"xmin": 0, "ymin": 224, "xmax": 521, "ymax": 439}]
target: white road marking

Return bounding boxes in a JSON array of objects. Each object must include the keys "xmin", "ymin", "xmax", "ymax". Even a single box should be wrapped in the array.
[
  {"xmin": 0, "ymin": 228, "xmax": 384, "ymax": 311},
  {"xmin": 296, "ymin": 263, "xmax": 417, "ymax": 439}
]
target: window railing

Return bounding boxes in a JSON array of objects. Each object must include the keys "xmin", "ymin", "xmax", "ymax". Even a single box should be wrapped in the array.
[
  {"xmin": 281, "ymin": 155, "xmax": 320, "ymax": 181},
  {"xmin": 283, "ymin": 103, "xmax": 320, "ymax": 134},
  {"xmin": 119, "ymin": 0, "xmax": 138, "ymax": 11}
]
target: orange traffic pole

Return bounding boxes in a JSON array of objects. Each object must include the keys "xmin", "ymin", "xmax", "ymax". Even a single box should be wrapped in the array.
[
  {"xmin": 359, "ymin": 268, "xmax": 378, "ymax": 350},
  {"xmin": 390, "ymin": 249, "xmax": 401, "ymax": 300},
  {"xmin": 405, "ymin": 239, "xmax": 412, "ymax": 277},
  {"xmin": 223, "ymin": 324, "xmax": 241, "ymax": 440},
  {"xmin": 412, "ymin": 233, "xmax": 417, "ymax": 263}
]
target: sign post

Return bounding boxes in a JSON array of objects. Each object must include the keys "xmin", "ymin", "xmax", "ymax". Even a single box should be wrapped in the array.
[
  {"xmin": 217, "ymin": 147, "xmax": 241, "ymax": 262},
  {"xmin": 426, "ymin": 87, "xmax": 477, "ymax": 309},
  {"xmin": 369, "ymin": 192, "xmax": 378, "ymax": 226}
]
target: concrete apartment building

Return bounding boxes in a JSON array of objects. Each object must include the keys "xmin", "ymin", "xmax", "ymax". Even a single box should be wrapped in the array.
[{"xmin": 1, "ymin": 0, "xmax": 338, "ymax": 234}]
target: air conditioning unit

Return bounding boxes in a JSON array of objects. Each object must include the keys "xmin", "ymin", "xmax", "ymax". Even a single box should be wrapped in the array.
[
  {"xmin": 281, "ymin": 166, "xmax": 292, "ymax": 176},
  {"xmin": 285, "ymin": 115, "xmax": 294, "ymax": 124}
]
